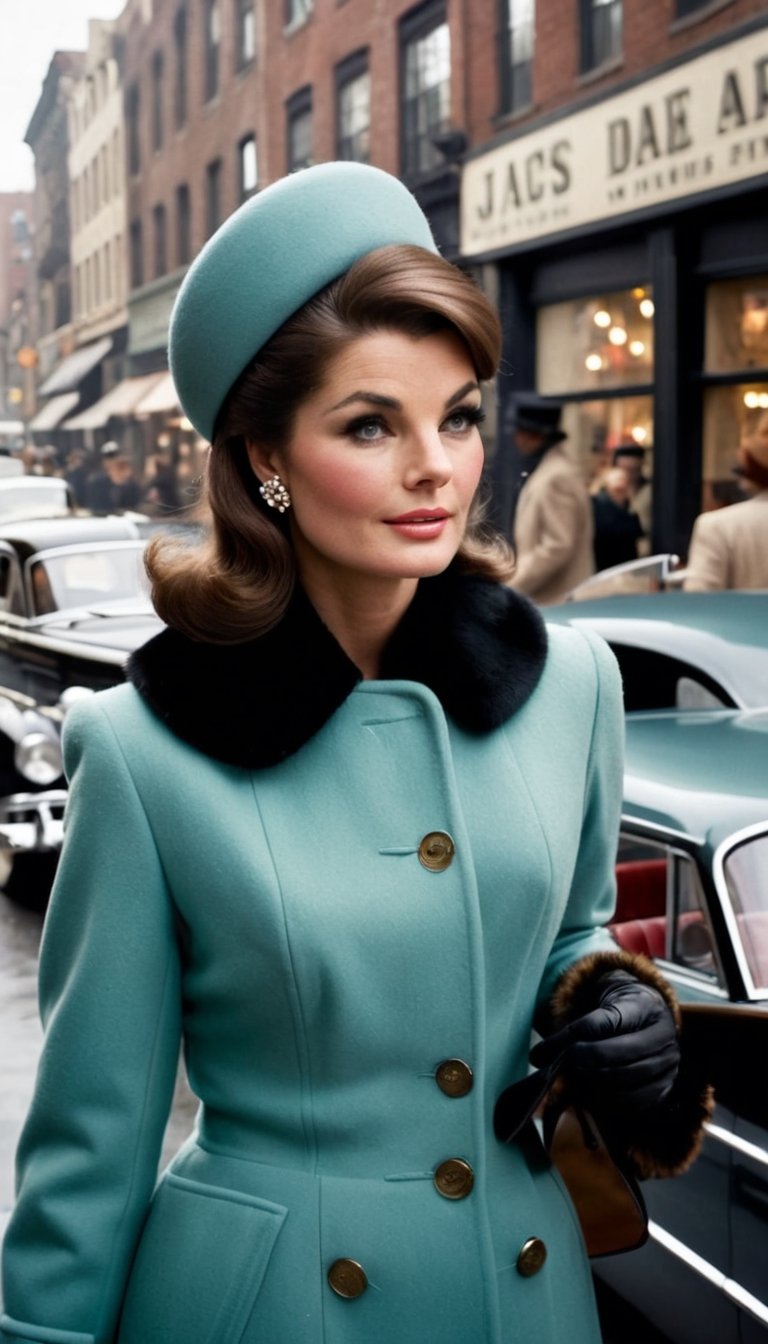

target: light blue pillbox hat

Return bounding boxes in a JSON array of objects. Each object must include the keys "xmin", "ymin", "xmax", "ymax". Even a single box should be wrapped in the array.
[{"xmin": 168, "ymin": 161, "xmax": 439, "ymax": 444}]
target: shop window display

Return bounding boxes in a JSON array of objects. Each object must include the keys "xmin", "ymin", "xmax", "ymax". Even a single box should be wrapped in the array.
[
  {"xmin": 537, "ymin": 286, "xmax": 654, "ymax": 395},
  {"xmin": 701, "ymin": 277, "xmax": 768, "ymax": 511},
  {"xmin": 702, "ymin": 385, "xmax": 768, "ymax": 511},
  {"xmin": 705, "ymin": 277, "xmax": 768, "ymax": 374}
]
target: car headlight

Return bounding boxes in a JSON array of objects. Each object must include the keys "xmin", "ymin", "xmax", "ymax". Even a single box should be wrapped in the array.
[{"xmin": 14, "ymin": 731, "xmax": 63, "ymax": 786}]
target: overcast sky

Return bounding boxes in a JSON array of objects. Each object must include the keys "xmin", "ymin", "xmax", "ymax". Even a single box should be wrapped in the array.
[{"xmin": 0, "ymin": 0, "xmax": 126, "ymax": 195}]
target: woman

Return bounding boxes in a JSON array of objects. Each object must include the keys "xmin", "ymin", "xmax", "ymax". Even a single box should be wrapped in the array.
[{"xmin": 1, "ymin": 164, "xmax": 710, "ymax": 1344}]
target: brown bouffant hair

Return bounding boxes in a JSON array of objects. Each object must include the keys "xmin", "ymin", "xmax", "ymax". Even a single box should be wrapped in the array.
[{"xmin": 147, "ymin": 244, "xmax": 514, "ymax": 643}]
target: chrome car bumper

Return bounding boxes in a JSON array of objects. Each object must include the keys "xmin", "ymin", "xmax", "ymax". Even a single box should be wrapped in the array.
[{"xmin": 0, "ymin": 790, "xmax": 67, "ymax": 854}]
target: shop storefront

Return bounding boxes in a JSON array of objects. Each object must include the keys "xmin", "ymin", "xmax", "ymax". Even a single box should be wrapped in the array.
[{"xmin": 461, "ymin": 17, "xmax": 768, "ymax": 560}]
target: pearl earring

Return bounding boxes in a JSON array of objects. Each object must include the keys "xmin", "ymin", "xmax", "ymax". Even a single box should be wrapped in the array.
[{"xmin": 259, "ymin": 475, "xmax": 291, "ymax": 513}]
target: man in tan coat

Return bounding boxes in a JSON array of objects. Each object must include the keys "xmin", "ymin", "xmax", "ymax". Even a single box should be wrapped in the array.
[
  {"xmin": 684, "ymin": 410, "xmax": 768, "ymax": 591},
  {"xmin": 508, "ymin": 395, "xmax": 594, "ymax": 605}
]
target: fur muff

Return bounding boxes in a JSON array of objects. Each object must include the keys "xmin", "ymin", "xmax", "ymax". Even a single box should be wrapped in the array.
[{"xmin": 544, "ymin": 949, "xmax": 715, "ymax": 1181}]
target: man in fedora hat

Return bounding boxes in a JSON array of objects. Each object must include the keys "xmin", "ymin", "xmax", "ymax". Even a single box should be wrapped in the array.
[
  {"xmin": 683, "ymin": 408, "xmax": 768, "ymax": 590},
  {"xmin": 507, "ymin": 393, "xmax": 594, "ymax": 604}
]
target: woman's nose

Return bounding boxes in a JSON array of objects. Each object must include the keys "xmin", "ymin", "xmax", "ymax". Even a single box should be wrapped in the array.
[{"xmin": 403, "ymin": 430, "xmax": 453, "ymax": 488}]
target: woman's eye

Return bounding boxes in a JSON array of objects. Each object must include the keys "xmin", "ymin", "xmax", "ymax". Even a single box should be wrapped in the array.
[
  {"xmin": 348, "ymin": 417, "xmax": 387, "ymax": 443},
  {"xmin": 443, "ymin": 406, "xmax": 485, "ymax": 434}
]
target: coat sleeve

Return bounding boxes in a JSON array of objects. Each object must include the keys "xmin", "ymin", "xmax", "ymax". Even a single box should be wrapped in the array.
[
  {"xmin": 0, "ymin": 696, "xmax": 183, "ymax": 1344},
  {"xmin": 535, "ymin": 628, "xmax": 624, "ymax": 1013}
]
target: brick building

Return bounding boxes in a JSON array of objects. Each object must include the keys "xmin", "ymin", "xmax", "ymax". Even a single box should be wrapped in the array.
[
  {"xmin": 0, "ymin": 193, "xmax": 34, "ymax": 437},
  {"xmin": 459, "ymin": 0, "xmax": 768, "ymax": 557}
]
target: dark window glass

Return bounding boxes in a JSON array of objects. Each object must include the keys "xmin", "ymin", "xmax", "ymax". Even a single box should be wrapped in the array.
[
  {"xmin": 676, "ymin": 0, "xmax": 710, "ymax": 14},
  {"xmin": 286, "ymin": 87, "xmax": 313, "ymax": 172},
  {"xmin": 206, "ymin": 158, "xmax": 222, "ymax": 236},
  {"xmin": 581, "ymin": 0, "xmax": 622, "ymax": 72},
  {"xmin": 400, "ymin": 3, "xmax": 451, "ymax": 178},
  {"xmin": 176, "ymin": 183, "xmax": 191, "ymax": 265},
  {"xmin": 153, "ymin": 203, "xmax": 167, "ymax": 278},
  {"xmin": 336, "ymin": 52, "xmax": 370, "ymax": 163},
  {"xmin": 152, "ymin": 51, "xmax": 164, "ymax": 151},
  {"xmin": 501, "ymin": 0, "xmax": 534, "ymax": 114},
  {"xmin": 236, "ymin": 0, "xmax": 256, "ymax": 67},
  {"xmin": 204, "ymin": 0, "xmax": 221, "ymax": 101},
  {"xmin": 238, "ymin": 135, "xmax": 258, "ymax": 202},
  {"xmin": 129, "ymin": 219, "xmax": 143, "ymax": 288},
  {"xmin": 174, "ymin": 5, "xmax": 188, "ymax": 128},
  {"xmin": 127, "ymin": 83, "xmax": 141, "ymax": 175}
]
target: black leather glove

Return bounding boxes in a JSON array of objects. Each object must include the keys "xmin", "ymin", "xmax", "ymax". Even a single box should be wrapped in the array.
[{"xmin": 529, "ymin": 970, "xmax": 680, "ymax": 1114}]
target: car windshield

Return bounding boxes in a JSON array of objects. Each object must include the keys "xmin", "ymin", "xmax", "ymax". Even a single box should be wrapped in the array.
[
  {"xmin": 29, "ymin": 544, "xmax": 148, "ymax": 615},
  {"xmin": 722, "ymin": 831, "xmax": 768, "ymax": 994}
]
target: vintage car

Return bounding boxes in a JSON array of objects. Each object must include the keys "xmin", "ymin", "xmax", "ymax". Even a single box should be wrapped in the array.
[
  {"xmin": 0, "ymin": 514, "xmax": 170, "ymax": 907},
  {"xmin": 0, "ymin": 476, "xmax": 76, "ymax": 522},
  {"xmin": 546, "ymin": 590, "xmax": 768, "ymax": 710},
  {"xmin": 597, "ymin": 707, "xmax": 768, "ymax": 1344}
]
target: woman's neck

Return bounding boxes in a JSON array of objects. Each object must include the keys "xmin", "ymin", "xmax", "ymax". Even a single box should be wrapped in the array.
[{"xmin": 298, "ymin": 572, "xmax": 419, "ymax": 679}]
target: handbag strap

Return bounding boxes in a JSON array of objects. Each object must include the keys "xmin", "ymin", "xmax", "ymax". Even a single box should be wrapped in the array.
[{"xmin": 493, "ymin": 1052, "xmax": 566, "ymax": 1144}]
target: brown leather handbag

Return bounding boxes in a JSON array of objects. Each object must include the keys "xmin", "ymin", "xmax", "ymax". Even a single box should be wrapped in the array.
[{"xmin": 494, "ymin": 1059, "xmax": 648, "ymax": 1258}]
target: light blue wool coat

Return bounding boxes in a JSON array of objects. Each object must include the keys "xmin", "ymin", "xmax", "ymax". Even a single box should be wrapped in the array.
[{"xmin": 0, "ymin": 620, "xmax": 623, "ymax": 1344}]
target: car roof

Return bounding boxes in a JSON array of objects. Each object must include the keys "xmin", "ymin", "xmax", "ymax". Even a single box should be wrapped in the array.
[
  {"xmin": 0, "ymin": 514, "xmax": 146, "ymax": 553},
  {"xmin": 622, "ymin": 708, "xmax": 768, "ymax": 851},
  {"xmin": 546, "ymin": 591, "xmax": 768, "ymax": 707}
]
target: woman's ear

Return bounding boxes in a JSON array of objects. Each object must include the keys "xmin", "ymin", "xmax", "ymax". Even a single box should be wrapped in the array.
[{"xmin": 245, "ymin": 438, "xmax": 283, "ymax": 486}]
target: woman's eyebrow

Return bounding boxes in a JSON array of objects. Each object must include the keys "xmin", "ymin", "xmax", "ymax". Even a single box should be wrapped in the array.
[{"xmin": 327, "ymin": 380, "xmax": 481, "ymax": 416}]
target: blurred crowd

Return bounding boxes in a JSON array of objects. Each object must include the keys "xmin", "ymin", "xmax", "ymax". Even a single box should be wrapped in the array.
[{"xmin": 6, "ymin": 440, "xmax": 195, "ymax": 518}]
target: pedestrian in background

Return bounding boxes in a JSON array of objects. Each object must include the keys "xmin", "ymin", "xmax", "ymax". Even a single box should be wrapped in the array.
[
  {"xmin": 591, "ymin": 465, "xmax": 644, "ymax": 571},
  {"xmin": 507, "ymin": 394, "xmax": 594, "ymax": 603},
  {"xmin": 683, "ymin": 408, "xmax": 768, "ymax": 590},
  {"xmin": 1, "ymin": 163, "xmax": 709, "ymax": 1344},
  {"xmin": 84, "ymin": 441, "xmax": 142, "ymax": 514},
  {"xmin": 611, "ymin": 443, "xmax": 652, "ymax": 554}
]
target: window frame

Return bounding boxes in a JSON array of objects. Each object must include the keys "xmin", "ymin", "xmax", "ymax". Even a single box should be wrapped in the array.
[
  {"xmin": 580, "ymin": 0, "xmax": 622, "ymax": 74},
  {"xmin": 206, "ymin": 158, "xmax": 223, "ymax": 238},
  {"xmin": 153, "ymin": 202, "xmax": 167, "ymax": 279},
  {"xmin": 237, "ymin": 134, "xmax": 258, "ymax": 203},
  {"xmin": 129, "ymin": 218, "xmax": 144, "ymax": 289},
  {"xmin": 174, "ymin": 5, "xmax": 188, "ymax": 129},
  {"xmin": 335, "ymin": 49, "xmax": 371, "ymax": 163},
  {"xmin": 499, "ymin": 0, "xmax": 534, "ymax": 116},
  {"xmin": 126, "ymin": 82, "xmax": 141, "ymax": 177},
  {"xmin": 176, "ymin": 183, "xmax": 191, "ymax": 267},
  {"xmin": 399, "ymin": 0, "xmax": 451, "ymax": 181},
  {"xmin": 285, "ymin": 85, "xmax": 313, "ymax": 173},
  {"xmin": 152, "ymin": 50, "xmax": 164, "ymax": 152},
  {"xmin": 203, "ymin": 0, "xmax": 221, "ymax": 103},
  {"xmin": 235, "ymin": 0, "xmax": 256, "ymax": 69}
]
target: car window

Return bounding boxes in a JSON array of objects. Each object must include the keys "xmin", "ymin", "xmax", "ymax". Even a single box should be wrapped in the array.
[
  {"xmin": 30, "ymin": 547, "xmax": 147, "ymax": 614},
  {"xmin": 722, "ymin": 832, "xmax": 768, "ymax": 993},
  {"xmin": 612, "ymin": 834, "xmax": 725, "ymax": 988},
  {"xmin": 609, "ymin": 644, "xmax": 733, "ymax": 711}
]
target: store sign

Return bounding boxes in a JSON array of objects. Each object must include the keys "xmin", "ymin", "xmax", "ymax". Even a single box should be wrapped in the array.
[{"xmin": 461, "ymin": 25, "xmax": 768, "ymax": 256}]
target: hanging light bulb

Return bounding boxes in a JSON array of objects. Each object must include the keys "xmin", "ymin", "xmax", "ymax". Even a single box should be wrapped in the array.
[
  {"xmin": 593, "ymin": 309, "xmax": 611, "ymax": 328},
  {"xmin": 744, "ymin": 391, "xmax": 759, "ymax": 408},
  {"xmin": 585, "ymin": 353, "xmax": 603, "ymax": 371},
  {"xmin": 631, "ymin": 427, "xmax": 647, "ymax": 443},
  {"xmin": 628, "ymin": 340, "xmax": 645, "ymax": 357},
  {"xmin": 639, "ymin": 298, "xmax": 655, "ymax": 318},
  {"xmin": 608, "ymin": 326, "xmax": 628, "ymax": 346}
]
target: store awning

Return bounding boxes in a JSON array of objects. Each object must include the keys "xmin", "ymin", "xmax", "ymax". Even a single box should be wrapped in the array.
[
  {"xmin": 38, "ymin": 336, "xmax": 113, "ymax": 397},
  {"xmin": 133, "ymin": 371, "xmax": 179, "ymax": 417},
  {"xmin": 63, "ymin": 373, "xmax": 166, "ymax": 431},
  {"xmin": 28, "ymin": 393, "xmax": 79, "ymax": 432}
]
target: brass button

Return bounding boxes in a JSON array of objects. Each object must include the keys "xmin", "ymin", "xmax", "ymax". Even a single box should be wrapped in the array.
[
  {"xmin": 327, "ymin": 1258, "xmax": 368, "ymax": 1299},
  {"xmin": 435, "ymin": 1058, "xmax": 473, "ymax": 1098},
  {"xmin": 418, "ymin": 831, "xmax": 455, "ymax": 872},
  {"xmin": 434, "ymin": 1158, "xmax": 474, "ymax": 1199},
  {"xmin": 517, "ymin": 1237, "xmax": 547, "ymax": 1278}
]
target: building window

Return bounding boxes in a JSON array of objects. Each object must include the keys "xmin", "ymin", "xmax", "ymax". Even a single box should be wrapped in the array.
[
  {"xmin": 238, "ymin": 135, "xmax": 258, "ymax": 202},
  {"xmin": 152, "ymin": 51, "xmax": 164, "ymax": 151},
  {"xmin": 129, "ymin": 219, "xmax": 143, "ymax": 288},
  {"xmin": 501, "ymin": 0, "xmax": 534, "ymax": 115},
  {"xmin": 286, "ymin": 86, "xmax": 313, "ymax": 172},
  {"xmin": 101, "ymin": 144, "xmax": 110, "ymax": 202},
  {"xmin": 581, "ymin": 0, "xmax": 622, "ymax": 72},
  {"xmin": 174, "ymin": 5, "xmax": 188, "ymax": 128},
  {"xmin": 236, "ymin": 0, "xmax": 256, "ymax": 68},
  {"xmin": 94, "ymin": 250, "xmax": 102, "ymax": 308},
  {"xmin": 92, "ymin": 155, "xmax": 100, "ymax": 213},
  {"xmin": 284, "ymin": 0, "xmax": 312, "ymax": 27},
  {"xmin": 701, "ymin": 276, "xmax": 768, "ymax": 511},
  {"xmin": 127, "ymin": 82, "xmax": 141, "ymax": 175},
  {"xmin": 204, "ymin": 0, "xmax": 221, "ymax": 102},
  {"xmin": 400, "ymin": 2, "xmax": 451, "ymax": 178},
  {"xmin": 153, "ymin": 204, "xmax": 167, "ymax": 278},
  {"xmin": 104, "ymin": 241, "xmax": 112, "ymax": 301},
  {"xmin": 336, "ymin": 51, "xmax": 370, "ymax": 163},
  {"xmin": 176, "ymin": 183, "xmax": 191, "ymax": 265},
  {"xmin": 676, "ymin": 0, "xmax": 711, "ymax": 14},
  {"xmin": 206, "ymin": 158, "xmax": 223, "ymax": 236}
]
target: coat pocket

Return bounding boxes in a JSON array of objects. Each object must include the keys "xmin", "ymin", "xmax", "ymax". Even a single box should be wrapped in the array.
[{"xmin": 117, "ymin": 1173, "xmax": 287, "ymax": 1344}]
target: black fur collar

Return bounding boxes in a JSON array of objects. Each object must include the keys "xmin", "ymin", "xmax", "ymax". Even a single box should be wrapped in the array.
[{"xmin": 126, "ymin": 567, "xmax": 547, "ymax": 768}]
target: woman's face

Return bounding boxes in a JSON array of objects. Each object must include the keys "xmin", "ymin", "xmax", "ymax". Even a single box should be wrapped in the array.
[{"xmin": 247, "ymin": 328, "xmax": 485, "ymax": 595}]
